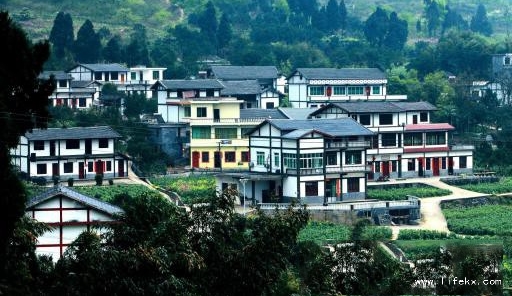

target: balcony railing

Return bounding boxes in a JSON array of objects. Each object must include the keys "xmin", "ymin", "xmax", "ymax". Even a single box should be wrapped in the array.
[
  {"xmin": 449, "ymin": 144, "xmax": 475, "ymax": 151},
  {"xmin": 325, "ymin": 164, "xmax": 372, "ymax": 174},
  {"xmin": 286, "ymin": 168, "xmax": 324, "ymax": 175},
  {"xmin": 188, "ymin": 117, "xmax": 267, "ymax": 124},
  {"xmin": 325, "ymin": 140, "xmax": 371, "ymax": 149}
]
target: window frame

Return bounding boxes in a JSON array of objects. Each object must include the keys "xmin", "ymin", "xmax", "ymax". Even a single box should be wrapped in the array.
[
  {"xmin": 309, "ymin": 86, "xmax": 324, "ymax": 96},
  {"xmin": 98, "ymin": 138, "xmax": 109, "ymax": 149},
  {"xmin": 63, "ymin": 162, "xmax": 73, "ymax": 174},
  {"xmin": 224, "ymin": 151, "xmax": 236, "ymax": 163},
  {"xmin": 65, "ymin": 139, "xmax": 80, "ymax": 149},
  {"xmin": 379, "ymin": 113, "xmax": 393, "ymax": 125},
  {"xmin": 196, "ymin": 107, "xmax": 207, "ymax": 118},
  {"xmin": 36, "ymin": 163, "xmax": 47, "ymax": 175}
]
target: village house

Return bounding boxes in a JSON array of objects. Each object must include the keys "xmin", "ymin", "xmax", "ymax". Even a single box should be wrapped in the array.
[
  {"xmin": 26, "ymin": 185, "xmax": 123, "ymax": 260},
  {"xmin": 286, "ymin": 68, "xmax": 407, "ymax": 108},
  {"xmin": 39, "ymin": 71, "xmax": 96, "ymax": 109},
  {"xmin": 11, "ymin": 126, "xmax": 129, "ymax": 181},
  {"xmin": 308, "ymin": 101, "xmax": 474, "ymax": 179}
]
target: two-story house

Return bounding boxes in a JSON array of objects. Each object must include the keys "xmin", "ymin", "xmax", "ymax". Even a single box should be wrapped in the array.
[
  {"xmin": 220, "ymin": 80, "xmax": 281, "ymax": 109},
  {"xmin": 26, "ymin": 186, "xmax": 123, "ymax": 260},
  {"xmin": 11, "ymin": 126, "xmax": 128, "ymax": 181},
  {"xmin": 309, "ymin": 101, "xmax": 474, "ymax": 179},
  {"xmin": 216, "ymin": 118, "xmax": 374, "ymax": 204},
  {"xmin": 286, "ymin": 68, "xmax": 407, "ymax": 108},
  {"xmin": 120, "ymin": 65, "xmax": 167, "ymax": 98},
  {"xmin": 39, "ymin": 71, "xmax": 96, "ymax": 109},
  {"xmin": 67, "ymin": 63, "xmax": 130, "ymax": 85}
]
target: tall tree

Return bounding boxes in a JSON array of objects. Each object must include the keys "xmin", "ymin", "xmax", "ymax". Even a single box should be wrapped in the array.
[
  {"xmin": 442, "ymin": 6, "xmax": 468, "ymax": 34},
  {"xmin": 73, "ymin": 19, "xmax": 101, "ymax": 63},
  {"xmin": 103, "ymin": 35, "xmax": 123, "ymax": 63},
  {"xmin": 125, "ymin": 24, "xmax": 150, "ymax": 66},
  {"xmin": 470, "ymin": 3, "xmax": 493, "ymax": 36},
  {"xmin": 339, "ymin": 0, "xmax": 347, "ymax": 31},
  {"xmin": 49, "ymin": 11, "xmax": 74, "ymax": 58},
  {"xmin": 384, "ymin": 11, "xmax": 408, "ymax": 51},
  {"xmin": 364, "ymin": 7, "xmax": 389, "ymax": 47},
  {"xmin": 0, "ymin": 10, "xmax": 55, "ymax": 293},
  {"xmin": 425, "ymin": 1, "xmax": 441, "ymax": 36},
  {"xmin": 216, "ymin": 14, "xmax": 232, "ymax": 55},
  {"xmin": 325, "ymin": 0, "xmax": 341, "ymax": 32}
]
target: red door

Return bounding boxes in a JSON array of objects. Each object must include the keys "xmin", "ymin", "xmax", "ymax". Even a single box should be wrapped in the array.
[
  {"xmin": 433, "ymin": 158, "xmax": 440, "ymax": 176},
  {"xmin": 118, "ymin": 161, "xmax": 124, "ymax": 177},
  {"xmin": 95, "ymin": 160, "xmax": 104, "ymax": 174},
  {"xmin": 79, "ymin": 162, "xmax": 85, "ymax": 179},
  {"xmin": 382, "ymin": 161, "xmax": 390, "ymax": 177},
  {"xmin": 192, "ymin": 151, "xmax": 200, "ymax": 168}
]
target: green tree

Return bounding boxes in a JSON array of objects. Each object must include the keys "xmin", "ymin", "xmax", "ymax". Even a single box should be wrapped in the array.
[
  {"xmin": 384, "ymin": 11, "xmax": 408, "ymax": 51},
  {"xmin": 0, "ymin": 10, "xmax": 55, "ymax": 293},
  {"xmin": 103, "ymin": 35, "xmax": 123, "ymax": 63},
  {"xmin": 73, "ymin": 19, "xmax": 101, "ymax": 63},
  {"xmin": 470, "ymin": 3, "xmax": 493, "ymax": 37},
  {"xmin": 425, "ymin": 1, "xmax": 441, "ymax": 36},
  {"xmin": 216, "ymin": 13, "xmax": 232, "ymax": 55},
  {"xmin": 442, "ymin": 6, "xmax": 468, "ymax": 34},
  {"xmin": 125, "ymin": 24, "xmax": 150, "ymax": 67},
  {"xmin": 364, "ymin": 7, "xmax": 389, "ymax": 47},
  {"xmin": 49, "ymin": 11, "xmax": 74, "ymax": 58}
]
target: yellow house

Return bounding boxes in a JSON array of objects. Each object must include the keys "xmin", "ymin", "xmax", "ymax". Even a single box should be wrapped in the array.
[{"xmin": 189, "ymin": 97, "xmax": 288, "ymax": 170}]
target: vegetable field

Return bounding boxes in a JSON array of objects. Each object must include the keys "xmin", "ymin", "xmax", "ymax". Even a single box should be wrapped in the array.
[
  {"xmin": 149, "ymin": 175, "xmax": 216, "ymax": 204},
  {"xmin": 367, "ymin": 184, "xmax": 451, "ymax": 200},
  {"xmin": 298, "ymin": 221, "xmax": 391, "ymax": 244},
  {"xmin": 72, "ymin": 184, "xmax": 157, "ymax": 202},
  {"xmin": 457, "ymin": 177, "xmax": 512, "ymax": 194},
  {"xmin": 443, "ymin": 204, "xmax": 512, "ymax": 236}
]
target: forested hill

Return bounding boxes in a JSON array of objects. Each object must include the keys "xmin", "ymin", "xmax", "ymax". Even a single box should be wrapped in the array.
[{"xmin": 2, "ymin": 0, "xmax": 510, "ymax": 43}]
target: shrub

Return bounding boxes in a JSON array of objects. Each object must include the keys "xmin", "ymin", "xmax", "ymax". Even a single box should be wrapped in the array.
[
  {"xmin": 95, "ymin": 174, "xmax": 103, "ymax": 186},
  {"xmin": 52, "ymin": 175, "xmax": 60, "ymax": 185},
  {"xmin": 67, "ymin": 178, "xmax": 74, "ymax": 187},
  {"xmin": 31, "ymin": 177, "xmax": 47, "ymax": 186},
  {"xmin": 108, "ymin": 179, "xmax": 114, "ymax": 185}
]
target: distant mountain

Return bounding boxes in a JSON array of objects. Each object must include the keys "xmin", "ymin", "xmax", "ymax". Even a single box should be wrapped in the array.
[{"xmin": 1, "ymin": 0, "xmax": 510, "ymax": 43}]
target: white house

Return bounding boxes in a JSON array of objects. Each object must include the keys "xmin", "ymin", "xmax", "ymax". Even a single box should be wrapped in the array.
[
  {"xmin": 220, "ymin": 80, "xmax": 281, "ymax": 109},
  {"xmin": 120, "ymin": 65, "xmax": 167, "ymax": 98},
  {"xmin": 286, "ymin": 68, "xmax": 407, "ymax": 108},
  {"xmin": 216, "ymin": 118, "xmax": 375, "ymax": 204},
  {"xmin": 26, "ymin": 186, "xmax": 123, "ymax": 260},
  {"xmin": 11, "ymin": 126, "xmax": 129, "ymax": 181},
  {"xmin": 309, "ymin": 101, "xmax": 474, "ymax": 179},
  {"xmin": 67, "ymin": 63, "xmax": 130, "ymax": 84},
  {"xmin": 39, "ymin": 71, "xmax": 96, "ymax": 109}
]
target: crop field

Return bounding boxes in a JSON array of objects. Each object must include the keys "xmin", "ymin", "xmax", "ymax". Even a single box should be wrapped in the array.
[
  {"xmin": 149, "ymin": 175, "xmax": 216, "ymax": 204},
  {"xmin": 72, "ymin": 184, "xmax": 158, "ymax": 202},
  {"xmin": 367, "ymin": 184, "xmax": 451, "ymax": 200},
  {"xmin": 298, "ymin": 221, "xmax": 391, "ymax": 245},
  {"xmin": 457, "ymin": 177, "xmax": 512, "ymax": 194}
]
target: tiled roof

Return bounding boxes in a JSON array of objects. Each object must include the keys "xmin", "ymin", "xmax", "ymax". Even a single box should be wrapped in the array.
[
  {"xmin": 293, "ymin": 68, "xmax": 386, "ymax": 80},
  {"xmin": 39, "ymin": 71, "xmax": 72, "ymax": 80},
  {"xmin": 156, "ymin": 79, "xmax": 225, "ymax": 90},
  {"xmin": 282, "ymin": 129, "xmax": 318, "ymax": 139},
  {"xmin": 405, "ymin": 123, "xmax": 455, "ymax": 131},
  {"xmin": 211, "ymin": 65, "xmax": 278, "ymax": 80},
  {"xmin": 220, "ymin": 80, "xmax": 262, "ymax": 95},
  {"xmin": 268, "ymin": 118, "xmax": 375, "ymax": 137},
  {"xmin": 240, "ymin": 108, "xmax": 288, "ymax": 119},
  {"xmin": 25, "ymin": 126, "xmax": 121, "ymax": 140},
  {"xmin": 309, "ymin": 101, "xmax": 437, "ymax": 116},
  {"xmin": 27, "ymin": 185, "xmax": 124, "ymax": 215},
  {"xmin": 278, "ymin": 108, "xmax": 315, "ymax": 119},
  {"xmin": 70, "ymin": 80, "xmax": 99, "ymax": 88},
  {"xmin": 391, "ymin": 101, "xmax": 437, "ymax": 111},
  {"xmin": 79, "ymin": 63, "xmax": 129, "ymax": 72}
]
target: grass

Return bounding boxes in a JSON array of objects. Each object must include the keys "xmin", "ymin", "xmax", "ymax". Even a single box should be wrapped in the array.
[
  {"xmin": 367, "ymin": 184, "xmax": 451, "ymax": 200},
  {"xmin": 457, "ymin": 177, "xmax": 512, "ymax": 194}
]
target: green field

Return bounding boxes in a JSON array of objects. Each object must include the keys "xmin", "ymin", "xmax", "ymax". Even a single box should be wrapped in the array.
[
  {"xmin": 72, "ymin": 184, "xmax": 158, "ymax": 202},
  {"xmin": 367, "ymin": 184, "xmax": 451, "ymax": 200},
  {"xmin": 149, "ymin": 175, "xmax": 216, "ymax": 204},
  {"xmin": 458, "ymin": 177, "xmax": 512, "ymax": 194},
  {"xmin": 298, "ymin": 221, "xmax": 392, "ymax": 245}
]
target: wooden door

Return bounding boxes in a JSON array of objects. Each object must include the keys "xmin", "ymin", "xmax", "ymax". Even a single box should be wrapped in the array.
[
  {"xmin": 118, "ymin": 161, "xmax": 124, "ymax": 177},
  {"xmin": 79, "ymin": 162, "xmax": 85, "ymax": 179},
  {"xmin": 433, "ymin": 158, "xmax": 440, "ymax": 176},
  {"xmin": 382, "ymin": 161, "xmax": 390, "ymax": 177},
  {"xmin": 192, "ymin": 151, "xmax": 200, "ymax": 168}
]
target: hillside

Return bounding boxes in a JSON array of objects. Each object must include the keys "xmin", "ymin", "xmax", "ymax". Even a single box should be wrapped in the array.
[{"xmin": 1, "ymin": 0, "xmax": 510, "ymax": 43}]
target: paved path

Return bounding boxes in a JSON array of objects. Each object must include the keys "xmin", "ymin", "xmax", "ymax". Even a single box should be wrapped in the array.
[{"xmin": 370, "ymin": 177, "xmax": 486, "ymax": 239}]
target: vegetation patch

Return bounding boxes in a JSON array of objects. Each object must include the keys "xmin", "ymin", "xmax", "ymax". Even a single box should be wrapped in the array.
[
  {"xmin": 397, "ymin": 229, "xmax": 454, "ymax": 240},
  {"xmin": 442, "ymin": 196, "xmax": 512, "ymax": 236},
  {"xmin": 456, "ymin": 177, "xmax": 512, "ymax": 194},
  {"xmin": 72, "ymin": 184, "xmax": 157, "ymax": 202},
  {"xmin": 367, "ymin": 183, "xmax": 451, "ymax": 200},
  {"xmin": 393, "ymin": 239, "xmax": 502, "ymax": 261},
  {"xmin": 149, "ymin": 175, "xmax": 216, "ymax": 204},
  {"xmin": 298, "ymin": 221, "xmax": 351, "ymax": 244}
]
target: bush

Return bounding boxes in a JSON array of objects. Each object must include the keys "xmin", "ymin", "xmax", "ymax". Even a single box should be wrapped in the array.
[
  {"xmin": 95, "ymin": 174, "xmax": 103, "ymax": 186},
  {"xmin": 31, "ymin": 177, "xmax": 47, "ymax": 186},
  {"xmin": 108, "ymin": 179, "xmax": 114, "ymax": 185},
  {"xmin": 52, "ymin": 175, "xmax": 60, "ymax": 185},
  {"xmin": 67, "ymin": 178, "xmax": 74, "ymax": 187},
  {"xmin": 398, "ymin": 229, "xmax": 453, "ymax": 240}
]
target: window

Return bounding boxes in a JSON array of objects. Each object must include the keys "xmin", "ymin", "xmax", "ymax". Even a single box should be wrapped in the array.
[
  {"xmin": 191, "ymin": 126, "xmax": 211, "ymax": 139},
  {"xmin": 305, "ymin": 182, "xmax": 318, "ymax": 196},
  {"xmin": 196, "ymin": 107, "xmax": 207, "ymax": 117},
  {"xmin": 63, "ymin": 162, "xmax": 73, "ymax": 173},
  {"xmin": 206, "ymin": 89, "xmax": 214, "ymax": 97},
  {"xmin": 374, "ymin": 161, "xmax": 380, "ymax": 173},
  {"xmin": 88, "ymin": 161, "xmax": 94, "ymax": 172},
  {"xmin": 300, "ymin": 153, "xmax": 323, "ymax": 168},
  {"xmin": 441, "ymin": 157, "xmax": 446, "ymax": 169},
  {"xmin": 225, "ymin": 151, "xmax": 235, "ymax": 162},
  {"xmin": 266, "ymin": 102, "xmax": 275, "ymax": 109},
  {"xmin": 372, "ymin": 86, "xmax": 380, "ymax": 94},
  {"xmin": 407, "ymin": 159, "xmax": 415, "ymax": 171},
  {"xmin": 66, "ymin": 139, "xmax": 80, "ymax": 149},
  {"xmin": 111, "ymin": 72, "xmax": 118, "ymax": 80},
  {"xmin": 359, "ymin": 114, "xmax": 371, "ymax": 125},
  {"xmin": 257, "ymin": 152, "xmax": 265, "ymax": 165},
  {"xmin": 345, "ymin": 151, "xmax": 362, "ymax": 165},
  {"xmin": 426, "ymin": 158, "xmax": 431, "ymax": 170},
  {"xmin": 283, "ymin": 153, "xmax": 297, "ymax": 169},
  {"xmin": 347, "ymin": 86, "xmax": 364, "ymax": 95},
  {"xmin": 98, "ymin": 138, "xmax": 109, "ymax": 148},
  {"xmin": 79, "ymin": 98, "xmax": 86, "ymax": 107},
  {"xmin": 94, "ymin": 72, "xmax": 102, "ymax": 80},
  {"xmin": 241, "ymin": 151, "xmax": 249, "ymax": 162},
  {"xmin": 106, "ymin": 161, "xmax": 112, "ymax": 172},
  {"xmin": 426, "ymin": 132, "xmax": 446, "ymax": 145},
  {"xmin": 131, "ymin": 72, "xmax": 137, "ymax": 80},
  {"xmin": 404, "ymin": 133, "xmax": 423, "ymax": 146},
  {"xmin": 152, "ymin": 71, "xmax": 160, "ymax": 80},
  {"xmin": 58, "ymin": 80, "xmax": 67, "ymax": 88},
  {"xmin": 505, "ymin": 56, "xmax": 511, "ymax": 65},
  {"xmin": 33, "ymin": 141, "xmax": 45, "ymax": 150},
  {"xmin": 37, "ymin": 164, "xmax": 47, "ymax": 175},
  {"xmin": 459, "ymin": 156, "xmax": 467, "ymax": 168},
  {"xmin": 379, "ymin": 114, "xmax": 393, "ymax": 125},
  {"xmin": 381, "ymin": 133, "xmax": 396, "ymax": 147},
  {"xmin": 420, "ymin": 112, "xmax": 428, "ymax": 122},
  {"xmin": 202, "ymin": 152, "xmax": 209, "ymax": 163},
  {"xmin": 326, "ymin": 152, "xmax": 337, "ymax": 165},
  {"xmin": 274, "ymin": 153, "xmax": 279, "ymax": 167},
  {"xmin": 309, "ymin": 86, "xmax": 324, "ymax": 96},
  {"xmin": 333, "ymin": 86, "xmax": 345, "ymax": 95},
  {"xmin": 347, "ymin": 178, "xmax": 360, "ymax": 192},
  {"xmin": 184, "ymin": 106, "xmax": 191, "ymax": 117},
  {"xmin": 215, "ymin": 128, "xmax": 237, "ymax": 139}
]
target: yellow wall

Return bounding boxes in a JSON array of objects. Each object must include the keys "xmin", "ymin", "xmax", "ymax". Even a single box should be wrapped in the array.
[{"xmin": 190, "ymin": 145, "xmax": 250, "ymax": 169}]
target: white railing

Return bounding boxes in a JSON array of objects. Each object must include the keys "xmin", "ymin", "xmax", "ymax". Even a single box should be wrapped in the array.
[
  {"xmin": 188, "ymin": 118, "xmax": 267, "ymax": 124},
  {"xmin": 325, "ymin": 141, "xmax": 371, "ymax": 149},
  {"xmin": 325, "ymin": 165, "xmax": 372, "ymax": 174},
  {"xmin": 258, "ymin": 198, "xmax": 419, "ymax": 211}
]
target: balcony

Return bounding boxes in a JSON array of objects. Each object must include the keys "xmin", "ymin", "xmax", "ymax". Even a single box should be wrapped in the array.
[
  {"xmin": 308, "ymin": 94, "xmax": 407, "ymax": 102},
  {"xmin": 325, "ymin": 140, "xmax": 371, "ymax": 149},
  {"xmin": 286, "ymin": 168, "xmax": 324, "ymax": 175},
  {"xmin": 325, "ymin": 164, "xmax": 372, "ymax": 174},
  {"xmin": 449, "ymin": 144, "xmax": 475, "ymax": 151},
  {"xmin": 188, "ymin": 117, "xmax": 267, "ymax": 125}
]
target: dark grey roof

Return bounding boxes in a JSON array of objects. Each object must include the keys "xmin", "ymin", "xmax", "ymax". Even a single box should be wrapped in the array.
[
  {"xmin": 267, "ymin": 118, "xmax": 374, "ymax": 137},
  {"xmin": 25, "ymin": 126, "xmax": 121, "ymax": 140},
  {"xmin": 293, "ymin": 68, "xmax": 386, "ymax": 80},
  {"xmin": 282, "ymin": 129, "xmax": 317, "ymax": 139},
  {"xmin": 155, "ymin": 79, "xmax": 225, "ymax": 90},
  {"xmin": 278, "ymin": 108, "xmax": 314, "ymax": 120},
  {"xmin": 70, "ymin": 80, "xmax": 99, "ymax": 88},
  {"xmin": 220, "ymin": 80, "xmax": 262, "ymax": 95},
  {"xmin": 240, "ymin": 108, "xmax": 288, "ymax": 119},
  {"xmin": 27, "ymin": 185, "xmax": 123, "ymax": 215},
  {"xmin": 79, "ymin": 63, "xmax": 129, "ymax": 72},
  {"xmin": 39, "ymin": 71, "xmax": 72, "ymax": 80},
  {"xmin": 211, "ymin": 65, "xmax": 278, "ymax": 80},
  {"xmin": 310, "ymin": 101, "xmax": 436, "ymax": 116}
]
